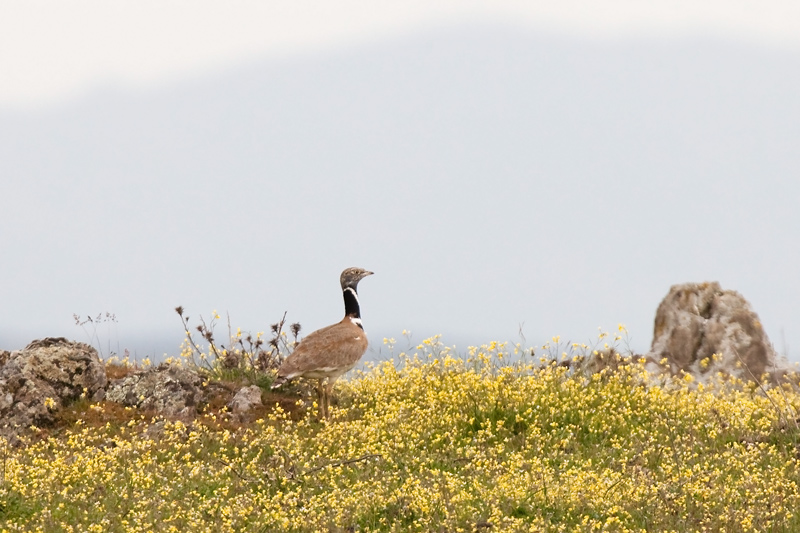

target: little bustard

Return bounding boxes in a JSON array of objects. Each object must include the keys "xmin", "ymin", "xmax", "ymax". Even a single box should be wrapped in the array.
[{"xmin": 271, "ymin": 267, "xmax": 373, "ymax": 418}]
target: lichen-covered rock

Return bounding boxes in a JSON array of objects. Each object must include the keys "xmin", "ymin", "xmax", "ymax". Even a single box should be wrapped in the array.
[
  {"xmin": 228, "ymin": 385, "xmax": 263, "ymax": 414},
  {"xmin": 19, "ymin": 338, "xmax": 108, "ymax": 400},
  {"xmin": 0, "ymin": 338, "xmax": 107, "ymax": 442},
  {"xmin": 106, "ymin": 364, "xmax": 208, "ymax": 418},
  {"xmin": 648, "ymin": 282, "xmax": 784, "ymax": 381}
]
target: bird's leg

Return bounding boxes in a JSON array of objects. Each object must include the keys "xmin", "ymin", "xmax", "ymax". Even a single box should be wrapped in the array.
[
  {"xmin": 324, "ymin": 378, "xmax": 336, "ymax": 419},
  {"xmin": 316, "ymin": 379, "xmax": 327, "ymax": 419}
]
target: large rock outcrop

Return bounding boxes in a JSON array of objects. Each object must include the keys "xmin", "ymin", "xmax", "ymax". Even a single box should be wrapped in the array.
[
  {"xmin": 648, "ymin": 282, "xmax": 784, "ymax": 381},
  {"xmin": 0, "ymin": 338, "xmax": 107, "ymax": 441},
  {"xmin": 106, "ymin": 363, "xmax": 211, "ymax": 418}
]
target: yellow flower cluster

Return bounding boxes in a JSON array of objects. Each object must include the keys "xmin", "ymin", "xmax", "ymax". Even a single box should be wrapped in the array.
[{"xmin": 2, "ymin": 335, "xmax": 800, "ymax": 532}]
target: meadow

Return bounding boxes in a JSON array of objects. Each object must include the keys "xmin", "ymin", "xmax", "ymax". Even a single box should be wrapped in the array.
[{"xmin": 2, "ymin": 331, "xmax": 800, "ymax": 532}]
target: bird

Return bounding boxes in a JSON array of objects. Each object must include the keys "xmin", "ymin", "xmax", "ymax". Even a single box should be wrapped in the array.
[{"xmin": 271, "ymin": 267, "xmax": 374, "ymax": 419}]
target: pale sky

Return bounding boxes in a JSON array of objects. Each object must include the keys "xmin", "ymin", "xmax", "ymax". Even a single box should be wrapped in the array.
[
  {"xmin": 2, "ymin": 1, "xmax": 800, "ymax": 109},
  {"xmin": 2, "ymin": 2, "xmax": 799, "ymax": 362}
]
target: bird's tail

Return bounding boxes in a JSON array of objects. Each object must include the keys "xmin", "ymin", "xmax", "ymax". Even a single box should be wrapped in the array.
[{"xmin": 270, "ymin": 374, "xmax": 289, "ymax": 390}]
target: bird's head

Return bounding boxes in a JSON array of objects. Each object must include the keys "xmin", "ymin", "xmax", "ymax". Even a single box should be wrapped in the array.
[{"xmin": 340, "ymin": 267, "xmax": 374, "ymax": 291}]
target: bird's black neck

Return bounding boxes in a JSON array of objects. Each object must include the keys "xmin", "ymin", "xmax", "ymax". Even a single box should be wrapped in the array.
[{"xmin": 343, "ymin": 287, "xmax": 361, "ymax": 319}]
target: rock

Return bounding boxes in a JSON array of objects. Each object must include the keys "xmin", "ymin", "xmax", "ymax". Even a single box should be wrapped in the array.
[
  {"xmin": 0, "ymin": 338, "xmax": 107, "ymax": 442},
  {"xmin": 648, "ymin": 282, "xmax": 784, "ymax": 381},
  {"xmin": 228, "ymin": 385, "xmax": 263, "ymax": 413},
  {"xmin": 20, "ymin": 338, "xmax": 108, "ymax": 400},
  {"xmin": 106, "ymin": 363, "xmax": 208, "ymax": 418}
]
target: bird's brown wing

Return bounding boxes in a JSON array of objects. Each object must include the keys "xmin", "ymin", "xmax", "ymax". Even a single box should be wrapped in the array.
[{"xmin": 276, "ymin": 318, "xmax": 368, "ymax": 380}]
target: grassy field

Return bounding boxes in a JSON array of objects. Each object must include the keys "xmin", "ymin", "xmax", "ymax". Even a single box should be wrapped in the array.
[{"xmin": 2, "ymin": 335, "xmax": 800, "ymax": 532}]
